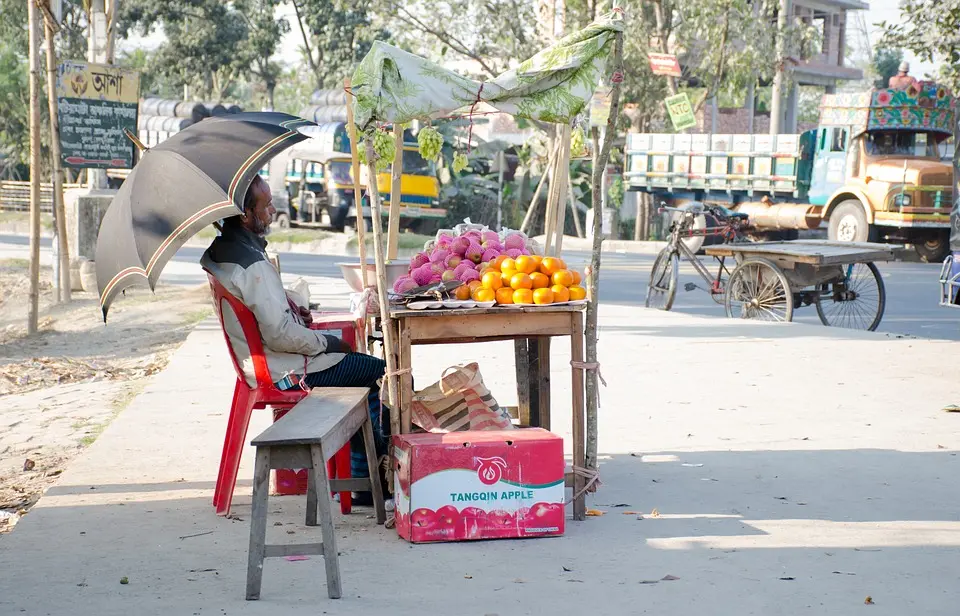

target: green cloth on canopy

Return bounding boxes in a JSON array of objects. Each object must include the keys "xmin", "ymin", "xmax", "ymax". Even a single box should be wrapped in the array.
[{"xmin": 350, "ymin": 11, "xmax": 624, "ymax": 131}]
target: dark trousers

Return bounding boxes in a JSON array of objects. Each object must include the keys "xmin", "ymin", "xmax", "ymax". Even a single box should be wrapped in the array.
[{"xmin": 302, "ymin": 353, "xmax": 390, "ymax": 478}]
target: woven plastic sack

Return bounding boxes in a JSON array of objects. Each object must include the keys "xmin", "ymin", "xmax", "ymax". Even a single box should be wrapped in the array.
[{"xmin": 410, "ymin": 363, "xmax": 514, "ymax": 433}]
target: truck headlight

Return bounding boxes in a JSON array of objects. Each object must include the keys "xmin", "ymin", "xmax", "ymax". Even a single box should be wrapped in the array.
[{"xmin": 894, "ymin": 194, "xmax": 912, "ymax": 207}]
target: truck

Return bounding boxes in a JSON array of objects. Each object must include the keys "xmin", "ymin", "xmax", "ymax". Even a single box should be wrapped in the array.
[
  {"xmin": 626, "ymin": 82, "xmax": 956, "ymax": 261},
  {"xmin": 263, "ymin": 122, "xmax": 444, "ymax": 232}
]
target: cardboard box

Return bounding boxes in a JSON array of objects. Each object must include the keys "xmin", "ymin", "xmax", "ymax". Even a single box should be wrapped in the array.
[{"xmin": 393, "ymin": 428, "xmax": 565, "ymax": 543}]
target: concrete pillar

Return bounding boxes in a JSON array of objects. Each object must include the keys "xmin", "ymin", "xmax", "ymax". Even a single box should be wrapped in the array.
[
  {"xmin": 785, "ymin": 81, "xmax": 799, "ymax": 134},
  {"xmin": 65, "ymin": 188, "xmax": 114, "ymax": 260},
  {"xmin": 770, "ymin": 0, "xmax": 794, "ymax": 135}
]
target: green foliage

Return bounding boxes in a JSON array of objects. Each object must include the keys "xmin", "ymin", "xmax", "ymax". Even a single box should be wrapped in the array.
[
  {"xmin": 873, "ymin": 48, "xmax": 904, "ymax": 89},
  {"xmin": 0, "ymin": 39, "xmax": 28, "ymax": 177},
  {"xmin": 880, "ymin": 0, "xmax": 960, "ymax": 92},
  {"xmin": 290, "ymin": 0, "xmax": 386, "ymax": 90}
]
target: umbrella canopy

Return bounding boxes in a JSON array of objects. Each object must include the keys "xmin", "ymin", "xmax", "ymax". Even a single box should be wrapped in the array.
[{"xmin": 96, "ymin": 112, "xmax": 313, "ymax": 319}]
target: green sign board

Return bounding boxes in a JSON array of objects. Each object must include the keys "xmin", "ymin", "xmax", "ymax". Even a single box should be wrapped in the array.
[
  {"xmin": 56, "ymin": 61, "xmax": 140, "ymax": 169},
  {"xmin": 665, "ymin": 93, "xmax": 697, "ymax": 131}
]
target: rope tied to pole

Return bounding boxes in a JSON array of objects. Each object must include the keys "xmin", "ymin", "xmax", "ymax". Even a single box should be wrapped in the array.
[
  {"xmin": 565, "ymin": 465, "xmax": 601, "ymax": 503},
  {"xmin": 571, "ymin": 360, "xmax": 607, "ymax": 408}
]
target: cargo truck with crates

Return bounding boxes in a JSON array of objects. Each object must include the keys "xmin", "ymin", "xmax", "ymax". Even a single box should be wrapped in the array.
[{"xmin": 626, "ymin": 83, "xmax": 956, "ymax": 261}]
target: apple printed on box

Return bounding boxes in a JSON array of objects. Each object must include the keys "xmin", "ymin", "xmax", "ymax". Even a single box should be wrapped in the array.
[{"xmin": 393, "ymin": 428, "xmax": 565, "ymax": 543}]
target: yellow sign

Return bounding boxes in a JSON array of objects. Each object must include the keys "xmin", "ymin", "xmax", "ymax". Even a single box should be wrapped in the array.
[{"xmin": 56, "ymin": 61, "xmax": 140, "ymax": 104}]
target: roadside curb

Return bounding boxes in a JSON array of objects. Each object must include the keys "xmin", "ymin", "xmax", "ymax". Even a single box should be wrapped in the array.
[{"xmin": 532, "ymin": 234, "xmax": 668, "ymax": 255}]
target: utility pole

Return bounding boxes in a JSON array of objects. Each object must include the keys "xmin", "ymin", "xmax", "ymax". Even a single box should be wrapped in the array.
[
  {"xmin": 27, "ymin": 0, "xmax": 42, "ymax": 334},
  {"xmin": 86, "ymin": 0, "xmax": 108, "ymax": 188},
  {"xmin": 42, "ymin": 1, "xmax": 71, "ymax": 302},
  {"xmin": 770, "ymin": 0, "xmax": 793, "ymax": 135}
]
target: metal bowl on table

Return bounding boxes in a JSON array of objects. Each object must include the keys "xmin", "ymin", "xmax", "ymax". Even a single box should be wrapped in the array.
[{"xmin": 338, "ymin": 260, "xmax": 409, "ymax": 293}]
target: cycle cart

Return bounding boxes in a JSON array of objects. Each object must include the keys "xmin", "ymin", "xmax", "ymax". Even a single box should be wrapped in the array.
[{"xmin": 703, "ymin": 240, "xmax": 901, "ymax": 330}]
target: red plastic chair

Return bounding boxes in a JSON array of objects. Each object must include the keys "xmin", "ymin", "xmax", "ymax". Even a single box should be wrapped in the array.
[{"xmin": 206, "ymin": 272, "xmax": 353, "ymax": 516}]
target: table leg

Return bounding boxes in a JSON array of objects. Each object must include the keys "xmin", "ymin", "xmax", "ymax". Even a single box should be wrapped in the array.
[
  {"xmin": 570, "ymin": 312, "xmax": 586, "ymax": 521},
  {"xmin": 398, "ymin": 322, "xmax": 413, "ymax": 434},
  {"xmin": 514, "ymin": 339, "xmax": 531, "ymax": 426},
  {"xmin": 246, "ymin": 447, "xmax": 271, "ymax": 600},
  {"xmin": 533, "ymin": 337, "xmax": 551, "ymax": 430}
]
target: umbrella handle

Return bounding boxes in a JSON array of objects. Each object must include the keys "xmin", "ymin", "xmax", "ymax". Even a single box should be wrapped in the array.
[{"xmin": 124, "ymin": 128, "xmax": 148, "ymax": 153}]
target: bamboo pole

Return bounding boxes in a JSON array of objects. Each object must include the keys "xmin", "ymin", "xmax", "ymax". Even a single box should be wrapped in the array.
[
  {"xmin": 27, "ymin": 0, "xmax": 41, "ymax": 334},
  {"xmin": 567, "ymin": 170, "xmax": 584, "ymax": 239},
  {"xmin": 344, "ymin": 78, "xmax": 368, "ymax": 284},
  {"xmin": 553, "ymin": 124, "xmax": 572, "ymax": 256},
  {"xmin": 542, "ymin": 127, "xmax": 563, "ymax": 255},
  {"xmin": 386, "ymin": 124, "xmax": 403, "ymax": 260},
  {"xmin": 365, "ymin": 140, "xmax": 401, "ymax": 440},
  {"xmin": 519, "ymin": 139, "xmax": 561, "ymax": 234},
  {"xmin": 44, "ymin": 16, "xmax": 70, "ymax": 303},
  {"xmin": 585, "ymin": 8, "xmax": 625, "ymax": 474}
]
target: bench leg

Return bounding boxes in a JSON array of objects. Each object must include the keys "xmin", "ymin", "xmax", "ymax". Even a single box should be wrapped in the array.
[
  {"xmin": 305, "ymin": 466, "xmax": 318, "ymax": 527},
  {"xmin": 362, "ymin": 416, "xmax": 386, "ymax": 525},
  {"xmin": 310, "ymin": 444, "xmax": 342, "ymax": 599},
  {"xmin": 246, "ymin": 447, "xmax": 271, "ymax": 600}
]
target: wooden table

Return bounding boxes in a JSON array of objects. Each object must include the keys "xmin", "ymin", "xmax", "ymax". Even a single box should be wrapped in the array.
[{"xmin": 388, "ymin": 304, "xmax": 588, "ymax": 520}]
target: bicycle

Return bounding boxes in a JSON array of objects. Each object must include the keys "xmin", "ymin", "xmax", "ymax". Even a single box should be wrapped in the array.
[{"xmin": 645, "ymin": 203, "xmax": 752, "ymax": 311}]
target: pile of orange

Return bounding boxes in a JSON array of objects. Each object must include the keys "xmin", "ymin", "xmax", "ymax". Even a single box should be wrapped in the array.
[{"xmin": 470, "ymin": 254, "xmax": 587, "ymax": 305}]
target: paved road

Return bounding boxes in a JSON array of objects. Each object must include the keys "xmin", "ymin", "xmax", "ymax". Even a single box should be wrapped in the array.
[{"xmin": 3, "ymin": 234, "xmax": 957, "ymax": 341}]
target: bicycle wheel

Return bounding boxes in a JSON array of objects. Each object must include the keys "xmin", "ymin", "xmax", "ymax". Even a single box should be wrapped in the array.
[
  {"xmin": 815, "ymin": 262, "xmax": 885, "ymax": 331},
  {"xmin": 724, "ymin": 258, "xmax": 794, "ymax": 322},
  {"xmin": 646, "ymin": 248, "xmax": 679, "ymax": 311}
]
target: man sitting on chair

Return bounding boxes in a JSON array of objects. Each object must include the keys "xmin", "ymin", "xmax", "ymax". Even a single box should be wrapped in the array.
[{"xmin": 201, "ymin": 175, "xmax": 389, "ymax": 504}]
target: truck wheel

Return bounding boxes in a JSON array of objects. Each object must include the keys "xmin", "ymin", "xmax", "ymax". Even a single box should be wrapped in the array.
[
  {"xmin": 274, "ymin": 212, "xmax": 290, "ymax": 229},
  {"xmin": 914, "ymin": 231, "xmax": 950, "ymax": 263},
  {"xmin": 828, "ymin": 200, "xmax": 876, "ymax": 243}
]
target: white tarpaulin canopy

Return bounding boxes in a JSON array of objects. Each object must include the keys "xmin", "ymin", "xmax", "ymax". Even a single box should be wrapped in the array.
[{"xmin": 349, "ymin": 11, "xmax": 625, "ymax": 131}]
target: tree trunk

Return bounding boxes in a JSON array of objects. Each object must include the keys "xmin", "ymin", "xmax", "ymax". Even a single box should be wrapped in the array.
[
  {"xmin": 27, "ymin": 0, "xmax": 41, "ymax": 333},
  {"xmin": 653, "ymin": 0, "xmax": 678, "ymax": 96},
  {"xmin": 44, "ymin": 21, "xmax": 70, "ymax": 303}
]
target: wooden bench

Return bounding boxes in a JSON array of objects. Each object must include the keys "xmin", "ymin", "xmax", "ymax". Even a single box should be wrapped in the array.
[{"xmin": 246, "ymin": 387, "xmax": 386, "ymax": 601}]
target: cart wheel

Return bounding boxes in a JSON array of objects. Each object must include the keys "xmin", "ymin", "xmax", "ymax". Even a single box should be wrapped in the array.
[
  {"xmin": 645, "ymin": 248, "xmax": 679, "ymax": 311},
  {"xmin": 724, "ymin": 258, "xmax": 794, "ymax": 322},
  {"xmin": 815, "ymin": 262, "xmax": 886, "ymax": 331}
]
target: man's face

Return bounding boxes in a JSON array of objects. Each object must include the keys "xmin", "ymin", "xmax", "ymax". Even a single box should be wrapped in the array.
[{"xmin": 242, "ymin": 179, "xmax": 275, "ymax": 236}]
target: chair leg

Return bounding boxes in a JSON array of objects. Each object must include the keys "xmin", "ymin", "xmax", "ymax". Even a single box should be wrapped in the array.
[
  {"xmin": 362, "ymin": 417, "xmax": 386, "ymax": 525},
  {"xmin": 309, "ymin": 445, "xmax": 342, "ymax": 599},
  {"xmin": 246, "ymin": 447, "xmax": 271, "ymax": 600},
  {"xmin": 214, "ymin": 380, "xmax": 255, "ymax": 516},
  {"xmin": 336, "ymin": 445, "xmax": 352, "ymax": 515}
]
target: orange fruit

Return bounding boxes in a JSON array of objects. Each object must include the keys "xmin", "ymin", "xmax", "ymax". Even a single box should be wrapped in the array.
[
  {"xmin": 533, "ymin": 288, "xmax": 554, "ymax": 304},
  {"xmin": 568, "ymin": 285, "xmax": 586, "ymax": 301},
  {"xmin": 515, "ymin": 255, "xmax": 537, "ymax": 274},
  {"xmin": 481, "ymin": 271, "xmax": 503, "ymax": 290},
  {"xmin": 551, "ymin": 270, "xmax": 575, "ymax": 287},
  {"xmin": 495, "ymin": 287, "xmax": 514, "ymax": 304},
  {"xmin": 500, "ymin": 257, "xmax": 517, "ymax": 273},
  {"xmin": 475, "ymin": 288, "xmax": 496, "ymax": 303},
  {"xmin": 491, "ymin": 255, "xmax": 508, "ymax": 271},
  {"xmin": 510, "ymin": 272, "xmax": 533, "ymax": 290},
  {"xmin": 571, "ymin": 270, "xmax": 582, "ymax": 285},
  {"xmin": 551, "ymin": 284, "xmax": 570, "ymax": 303},
  {"xmin": 530, "ymin": 272, "xmax": 550, "ymax": 289},
  {"xmin": 467, "ymin": 279, "xmax": 483, "ymax": 294},
  {"xmin": 513, "ymin": 288, "xmax": 533, "ymax": 304},
  {"xmin": 540, "ymin": 257, "xmax": 563, "ymax": 276},
  {"xmin": 531, "ymin": 255, "xmax": 544, "ymax": 268},
  {"xmin": 501, "ymin": 269, "xmax": 517, "ymax": 287},
  {"xmin": 454, "ymin": 285, "xmax": 472, "ymax": 300}
]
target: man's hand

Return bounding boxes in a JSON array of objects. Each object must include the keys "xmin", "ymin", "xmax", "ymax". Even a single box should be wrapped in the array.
[
  {"xmin": 321, "ymin": 334, "xmax": 350, "ymax": 354},
  {"xmin": 297, "ymin": 305, "xmax": 313, "ymax": 325}
]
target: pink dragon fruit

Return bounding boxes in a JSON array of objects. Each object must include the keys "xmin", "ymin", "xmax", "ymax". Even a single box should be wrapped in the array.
[
  {"xmin": 429, "ymin": 261, "xmax": 445, "ymax": 274},
  {"xmin": 445, "ymin": 254, "xmax": 463, "ymax": 269},
  {"xmin": 393, "ymin": 276, "xmax": 418, "ymax": 294},
  {"xmin": 464, "ymin": 230, "xmax": 482, "ymax": 242},
  {"xmin": 451, "ymin": 236, "xmax": 470, "ymax": 256},
  {"xmin": 506, "ymin": 248, "xmax": 522, "ymax": 259},
  {"xmin": 429, "ymin": 274, "xmax": 443, "ymax": 284},
  {"xmin": 411, "ymin": 265, "xmax": 433, "ymax": 287},
  {"xmin": 465, "ymin": 240, "xmax": 483, "ymax": 264},
  {"xmin": 409, "ymin": 251, "xmax": 429, "ymax": 270},
  {"xmin": 481, "ymin": 230, "xmax": 499, "ymax": 244},
  {"xmin": 454, "ymin": 262, "xmax": 474, "ymax": 277},
  {"xmin": 458, "ymin": 269, "xmax": 481, "ymax": 283},
  {"xmin": 520, "ymin": 248, "xmax": 531, "ymax": 256},
  {"xmin": 481, "ymin": 248, "xmax": 501, "ymax": 263},
  {"xmin": 429, "ymin": 248, "xmax": 450, "ymax": 263},
  {"xmin": 481, "ymin": 239, "xmax": 503, "ymax": 251},
  {"xmin": 504, "ymin": 232, "xmax": 526, "ymax": 251}
]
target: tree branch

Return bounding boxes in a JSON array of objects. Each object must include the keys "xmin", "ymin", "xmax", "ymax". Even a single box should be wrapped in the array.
[
  {"xmin": 693, "ymin": 3, "xmax": 730, "ymax": 115},
  {"xmin": 291, "ymin": 0, "xmax": 321, "ymax": 89},
  {"xmin": 392, "ymin": 4, "xmax": 499, "ymax": 77}
]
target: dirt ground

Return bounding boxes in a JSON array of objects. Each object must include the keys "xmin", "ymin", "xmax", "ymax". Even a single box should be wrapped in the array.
[{"xmin": 0, "ymin": 259, "xmax": 212, "ymax": 533}]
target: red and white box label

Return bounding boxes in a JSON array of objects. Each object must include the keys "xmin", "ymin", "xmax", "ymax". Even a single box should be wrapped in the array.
[{"xmin": 393, "ymin": 429, "xmax": 565, "ymax": 543}]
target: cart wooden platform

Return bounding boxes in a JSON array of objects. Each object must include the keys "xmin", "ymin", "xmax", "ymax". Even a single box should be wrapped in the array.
[{"xmin": 703, "ymin": 240, "xmax": 902, "ymax": 330}]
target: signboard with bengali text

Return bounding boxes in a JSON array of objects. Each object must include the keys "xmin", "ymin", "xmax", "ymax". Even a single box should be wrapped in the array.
[
  {"xmin": 648, "ymin": 53, "xmax": 682, "ymax": 77},
  {"xmin": 56, "ymin": 61, "xmax": 140, "ymax": 169}
]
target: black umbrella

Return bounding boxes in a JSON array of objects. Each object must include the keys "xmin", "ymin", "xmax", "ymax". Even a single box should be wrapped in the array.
[{"xmin": 95, "ymin": 112, "xmax": 314, "ymax": 319}]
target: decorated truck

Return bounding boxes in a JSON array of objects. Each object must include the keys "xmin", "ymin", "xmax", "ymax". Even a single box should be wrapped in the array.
[{"xmin": 626, "ymin": 83, "xmax": 956, "ymax": 261}]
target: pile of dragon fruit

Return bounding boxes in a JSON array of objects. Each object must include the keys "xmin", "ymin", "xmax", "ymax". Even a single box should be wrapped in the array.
[{"xmin": 392, "ymin": 229, "xmax": 534, "ymax": 294}]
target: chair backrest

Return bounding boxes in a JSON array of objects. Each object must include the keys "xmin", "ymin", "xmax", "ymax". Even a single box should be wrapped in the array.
[{"xmin": 206, "ymin": 271, "xmax": 275, "ymax": 389}]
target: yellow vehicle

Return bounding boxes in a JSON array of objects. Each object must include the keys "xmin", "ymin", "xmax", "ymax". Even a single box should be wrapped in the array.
[{"xmin": 263, "ymin": 122, "xmax": 443, "ymax": 231}]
